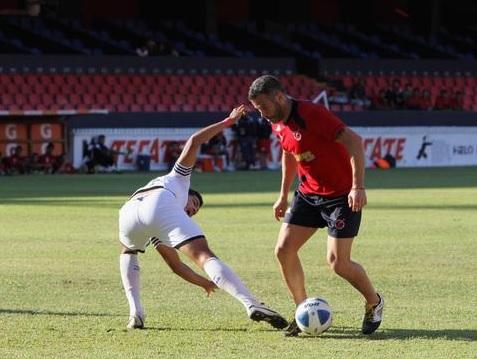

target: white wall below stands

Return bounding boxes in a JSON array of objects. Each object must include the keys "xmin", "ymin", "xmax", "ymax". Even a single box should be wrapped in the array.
[{"xmin": 72, "ymin": 126, "xmax": 477, "ymax": 171}]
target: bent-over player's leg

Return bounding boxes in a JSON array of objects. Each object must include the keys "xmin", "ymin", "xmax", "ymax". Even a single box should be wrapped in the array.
[
  {"xmin": 178, "ymin": 237, "xmax": 288, "ymax": 329},
  {"xmin": 326, "ymin": 236, "xmax": 378, "ymax": 303},
  {"xmin": 179, "ymin": 238, "xmax": 261, "ymax": 308},
  {"xmin": 275, "ymin": 223, "xmax": 317, "ymax": 305},
  {"xmin": 119, "ymin": 244, "xmax": 145, "ymax": 329}
]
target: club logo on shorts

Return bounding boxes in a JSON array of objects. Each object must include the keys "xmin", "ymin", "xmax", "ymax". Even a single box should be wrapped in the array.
[
  {"xmin": 335, "ymin": 219, "xmax": 346, "ymax": 230},
  {"xmin": 293, "ymin": 131, "xmax": 302, "ymax": 141}
]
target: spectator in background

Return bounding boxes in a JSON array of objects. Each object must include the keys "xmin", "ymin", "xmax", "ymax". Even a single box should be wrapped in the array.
[
  {"xmin": 420, "ymin": 89, "xmax": 434, "ymax": 111},
  {"xmin": 201, "ymin": 131, "xmax": 230, "ymax": 171},
  {"xmin": 136, "ymin": 39, "xmax": 158, "ymax": 57},
  {"xmin": 401, "ymin": 83, "xmax": 413, "ymax": 108},
  {"xmin": 38, "ymin": 142, "xmax": 63, "ymax": 174},
  {"xmin": 83, "ymin": 134, "xmax": 117, "ymax": 173},
  {"xmin": 348, "ymin": 78, "xmax": 370, "ymax": 108},
  {"xmin": 136, "ymin": 39, "xmax": 179, "ymax": 57},
  {"xmin": 434, "ymin": 89, "xmax": 451, "ymax": 111},
  {"xmin": 384, "ymin": 79, "xmax": 404, "ymax": 109},
  {"xmin": 451, "ymin": 90, "xmax": 464, "ymax": 111},
  {"xmin": 5, "ymin": 145, "xmax": 26, "ymax": 175},
  {"xmin": 406, "ymin": 87, "xmax": 422, "ymax": 110},
  {"xmin": 232, "ymin": 114, "xmax": 257, "ymax": 170},
  {"xmin": 256, "ymin": 117, "xmax": 272, "ymax": 170},
  {"xmin": 0, "ymin": 152, "xmax": 6, "ymax": 175},
  {"xmin": 370, "ymin": 89, "xmax": 390, "ymax": 110},
  {"xmin": 164, "ymin": 141, "xmax": 183, "ymax": 172}
]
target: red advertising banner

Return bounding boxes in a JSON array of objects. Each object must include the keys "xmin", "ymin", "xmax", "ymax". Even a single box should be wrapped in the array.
[
  {"xmin": 0, "ymin": 123, "xmax": 28, "ymax": 156},
  {"xmin": 30, "ymin": 123, "xmax": 64, "ymax": 155},
  {"xmin": 30, "ymin": 123, "xmax": 63, "ymax": 141},
  {"xmin": 0, "ymin": 123, "xmax": 28, "ymax": 141}
]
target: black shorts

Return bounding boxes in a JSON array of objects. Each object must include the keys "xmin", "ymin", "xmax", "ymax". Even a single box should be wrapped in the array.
[{"xmin": 284, "ymin": 191, "xmax": 361, "ymax": 238}]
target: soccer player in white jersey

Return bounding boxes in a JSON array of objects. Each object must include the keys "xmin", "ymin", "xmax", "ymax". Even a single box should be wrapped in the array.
[{"xmin": 119, "ymin": 105, "xmax": 288, "ymax": 330}]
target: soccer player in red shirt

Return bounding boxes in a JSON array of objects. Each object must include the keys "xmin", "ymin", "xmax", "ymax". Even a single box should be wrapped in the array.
[{"xmin": 248, "ymin": 75, "xmax": 384, "ymax": 336}]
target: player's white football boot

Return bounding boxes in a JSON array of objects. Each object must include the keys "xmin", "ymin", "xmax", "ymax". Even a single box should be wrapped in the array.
[
  {"xmin": 247, "ymin": 304, "xmax": 288, "ymax": 329},
  {"xmin": 362, "ymin": 293, "xmax": 384, "ymax": 334},
  {"xmin": 126, "ymin": 314, "xmax": 145, "ymax": 329}
]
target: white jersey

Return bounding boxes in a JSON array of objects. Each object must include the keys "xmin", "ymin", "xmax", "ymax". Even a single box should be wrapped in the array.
[
  {"xmin": 131, "ymin": 162, "xmax": 193, "ymax": 208},
  {"xmin": 119, "ymin": 162, "xmax": 203, "ymax": 251}
]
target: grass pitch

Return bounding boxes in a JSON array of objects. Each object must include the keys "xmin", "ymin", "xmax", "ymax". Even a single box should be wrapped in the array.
[{"xmin": 1, "ymin": 167, "xmax": 476, "ymax": 358}]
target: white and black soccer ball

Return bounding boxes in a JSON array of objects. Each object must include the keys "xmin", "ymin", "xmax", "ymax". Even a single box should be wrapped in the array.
[{"xmin": 295, "ymin": 297, "xmax": 332, "ymax": 336}]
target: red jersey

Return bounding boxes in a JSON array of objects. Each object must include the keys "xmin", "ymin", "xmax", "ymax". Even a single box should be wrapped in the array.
[{"xmin": 272, "ymin": 100, "xmax": 352, "ymax": 196}]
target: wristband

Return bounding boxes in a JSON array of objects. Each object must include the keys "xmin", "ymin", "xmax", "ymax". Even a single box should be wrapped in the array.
[{"xmin": 222, "ymin": 117, "xmax": 235, "ymax": 127}]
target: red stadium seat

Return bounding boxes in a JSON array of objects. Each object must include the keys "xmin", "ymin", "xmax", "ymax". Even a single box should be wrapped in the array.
[
  {"xmin": 105, "ymin": 75, "xmax": 117, "ymax": 86},
  {"xmin": 155, "ymin": 75, "xmax": 168, "ymax": 87},
  {"xmin": 194, "ymin": 75, "xmax": 207, "ymax": 87},
  {"xmin": 135, "ymin": 94, "xmax": 147, "ymax": 105},
  {"xmin": 95, "ymin": 93, "xmax": 108, "ymax": 106},
  {"xmin": 207, "ymin": 104, "xmax": 220, "ymax": 112},
  {"xmin": 174, "ymin": 94, "xmax": 187, "ymax": 105},
  {"xmin": 195, "ymin": 104, "xmax": 207, "ymax": 112},
  {"xmin": 131, "ymin": 75, "xmax": 144, "ymax": 87},
  {"xmin": 82, "ymin": 94, "xmax": 94, "ymax": 106},
  {"xmin": 182, "ymin": 104, "xmax": 194, "ymax": 112},
  {"xmin": 69, "ymin": 94, "xmax": 81, "ymax": 106},
  {"xmin": 169, "ymin": 104, "xmax": 182, "ymax": 112},
  {"xmin": 142, "ymin": 104, "xmax": 155, "ymax": 112},
  {"xmin": 189, "ymin": 85, "xmax": 202, "ymax": 95},
  {"xmin": 41, "ymin": 94, "xmax": 54, "ymax": 107},
  {"xmin": 155, "ymin": 104, "xmax": 170, "ymax": 112},
  {"xmin": 118, "ymin": 76, "xmax": 131, "ymax": 87},
  {"xmin": 92, "ymin": 75, "xmax": 104, "ymax": 87},
  {"xmin": 130, "ymin": 104, "xmax": 142, "ymax": 112},
  {"xmin": 121, "ymin": 94, "xmax": 134, "ymax": 105}
]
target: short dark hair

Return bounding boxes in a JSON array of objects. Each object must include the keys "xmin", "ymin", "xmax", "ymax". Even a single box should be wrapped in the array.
[
  {"xmin": 188, "ymin": 188, "xmax": 203, "ymax": 207},
  {"xmin": 248, "ymin": 75, "xmax": 284, "ymax": 100}
]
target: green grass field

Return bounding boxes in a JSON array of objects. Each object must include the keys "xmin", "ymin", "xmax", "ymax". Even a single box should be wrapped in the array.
[{"xmin": 1, "ymin": 167, "xmax": 476, "ymax": 358}]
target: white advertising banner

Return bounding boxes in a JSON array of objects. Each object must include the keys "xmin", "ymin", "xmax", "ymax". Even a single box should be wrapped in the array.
[
  {"xmin": 72, "ymin": 126, "xmax": 477, "ymax": 170},
  {"xmin": 72, "ymin": 128, "xmax": 195, "ymax": 171},
  {"xmin": 356, "ymin": 126, "xmax": 477, "ymax": 168}
]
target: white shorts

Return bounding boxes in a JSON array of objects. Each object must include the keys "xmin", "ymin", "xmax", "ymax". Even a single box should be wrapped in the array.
[{"xmin": 119, "ymin": 189, "xmax": 204, "ymax": 252}]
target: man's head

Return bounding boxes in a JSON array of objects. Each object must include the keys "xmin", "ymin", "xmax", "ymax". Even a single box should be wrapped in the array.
[
  {"xmin": 185, "ymin": 188, "xmax": 203, "ymax": 217},
  {"xmin": 248, "ymin": 75, "xmax": 289, "ymax": 123}
]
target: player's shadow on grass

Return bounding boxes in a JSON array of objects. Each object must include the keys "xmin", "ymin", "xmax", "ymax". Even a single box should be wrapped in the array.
[
  {"xmin": 142, "ymin": 326, "xmax": 249, "ymax": 333},
  {"xmin": 0, "ymin": 308, "xmax": 120, "ymax": 317},
  {"xmin": 301, "ymin": 327, "xmax": 477, "ymax": 341}
]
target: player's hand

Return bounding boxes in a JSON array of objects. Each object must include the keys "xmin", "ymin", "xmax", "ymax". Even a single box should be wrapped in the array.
[
  {"xmin": 348, "ymin": 188, "xmax": 367, "ymax": 212},
  {"xmin": 203, "ymin": 281, "xmax": 218, "ymax": 297},
  {"xmin": 228, "ymin": 105, "xmax": 247, "ymax": 123},
  {"xmin": 273, "ymin": 196, "xmax": 288, "ymax": 221}
]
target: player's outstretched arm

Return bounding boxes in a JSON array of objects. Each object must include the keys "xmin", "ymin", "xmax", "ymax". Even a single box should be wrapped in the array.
[
  {"xmin": 176, "ymin": 105, "xmax": 246, "ymax": 168},
  {"xmin": 156, "ymin": 244, "xmax": 217, "ymax": 296}
]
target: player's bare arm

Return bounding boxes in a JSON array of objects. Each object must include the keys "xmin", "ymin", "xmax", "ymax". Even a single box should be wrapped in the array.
[
  {"xmin": 176, "ymin": 105, "xmax": 247, "ymax": 168},
  {"xmin": 335, "ymin": 127, "xmax": 367, "ymax": 212},
  {"xmin": 273, "ymin": 150, "xmax": 297, "ymax": 220},
  {"xmin": 156, "ymin": 244, "xmax": 218, "ymax": 296}
]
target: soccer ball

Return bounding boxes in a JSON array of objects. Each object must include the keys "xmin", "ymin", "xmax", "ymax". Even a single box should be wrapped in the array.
[{"xmin": 295, "ymin": 297, "xmax": 332, "ymax": 336}]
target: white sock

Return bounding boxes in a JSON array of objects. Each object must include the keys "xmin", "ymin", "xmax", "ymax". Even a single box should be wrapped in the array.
[
  {"xmin": 120, "ymin": 253, "xmax": 144, "ymax": 318},
  {"xmin": 203, "ymin": 257, "xmax": 260, "ymax": 311}
]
